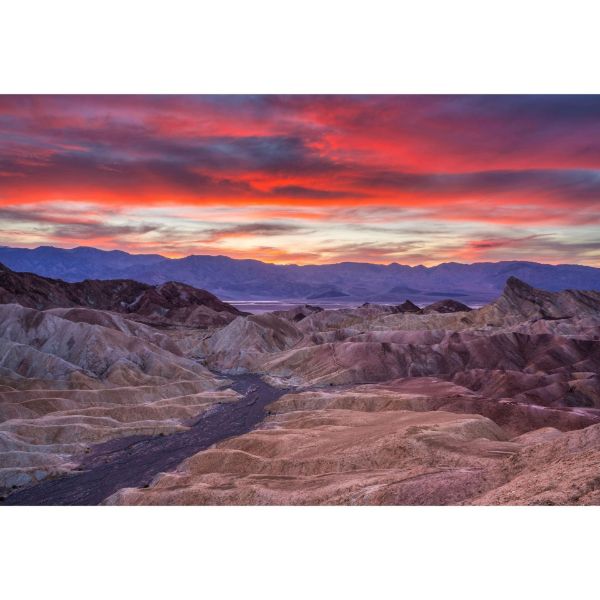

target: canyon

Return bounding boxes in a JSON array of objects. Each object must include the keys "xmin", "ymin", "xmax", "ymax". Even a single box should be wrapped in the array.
[{"xmin": 1, "ymin": 262, "xmax": 599, "ymax": 505}]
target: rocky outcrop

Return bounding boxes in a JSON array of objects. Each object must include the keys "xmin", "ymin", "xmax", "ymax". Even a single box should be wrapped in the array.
[
  {"xmin": 396, "ymin": 299, "xmax": 422, "ymax": 313},
  {"xmin": 272, "ymin": 304, "xmax": 323, "ymax": 322},
  {"xmin": 424, "ymin": 299, "xmax": 472, "ymax": 313},
  {"xmin": 107, "ymin": 410, "xmax": 600, "ymax": 506},
  {"xmin": 4, "ymin": 273, "xmax": 600, "ymax": 505},
  {"xmin": 105, "ymin": 378, "xmax": 600, "ymax": 506},
  {"xmin": 106, "ymin": 407, "xmax": 512, "ymax": 505},
  {"xmin": 471, "ymin": 423, "xmax": 600, "ymax": 505},
  {"xmin": 200, "ymin": 277, "xmax": 600, "ymax": 396},
  {"xmin": 203, "ymin": 314, "xmax": 304, "ymax": 372},
  {"xmin": 0, "ymin": 262, "xmax": 244, "ymax": 328},
  {"xmin": 0, "ymin": 301, "xmax": 230, "ymax": 493},
  {"xmin": 484, "ymin": 276, "xmax": 600, "ymax": 322},
  {"xmin": 0, "ymin": 303, "xmax": 216, "ymax": 385}
]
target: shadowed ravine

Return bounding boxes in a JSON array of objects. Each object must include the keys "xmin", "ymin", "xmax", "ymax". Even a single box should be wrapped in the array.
[{"xmin": 4, "ymin": 374, "xmax": 288, "ymax": 506}]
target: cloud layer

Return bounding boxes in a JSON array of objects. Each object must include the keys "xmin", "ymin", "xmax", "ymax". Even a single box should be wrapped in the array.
[{"xmin": 0, "ymin": 95, "xmax": 599, "ymax": 265}]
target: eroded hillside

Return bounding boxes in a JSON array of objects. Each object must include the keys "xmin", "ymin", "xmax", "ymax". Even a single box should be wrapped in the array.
[{"xmin": 1, "ymin": 264, "xmax": 599, "ymax": 505}]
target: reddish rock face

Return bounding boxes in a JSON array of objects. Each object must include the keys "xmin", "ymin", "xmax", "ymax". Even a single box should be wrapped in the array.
[
  {"xmin": 2, "ymin": 272, "xmax": 600, "ymax": 505},
  {"xmin": 492, "ymin": 275, "xmax": 600, "ymax": 320},
  {"xmin": 0, "ymin": 262, "xmax": 245, "ymax": 327}
]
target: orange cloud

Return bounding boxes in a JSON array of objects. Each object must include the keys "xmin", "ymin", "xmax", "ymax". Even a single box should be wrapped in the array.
[{"xmin": 1, "ymin": 95, "xmax": 600, "ymax": 265}]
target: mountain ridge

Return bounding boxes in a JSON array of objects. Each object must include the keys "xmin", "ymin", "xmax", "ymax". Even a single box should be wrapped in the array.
[
  {"xmin": 4, "ymin": 243, "xmax": 598, "ymax": 270},
  {"xmin": 0, "ymin": 261, "xmax": 245, "ymax": 328},
  {"xmin": 1, "ymin": 245, "xmax": 600, "ymax": 303}
]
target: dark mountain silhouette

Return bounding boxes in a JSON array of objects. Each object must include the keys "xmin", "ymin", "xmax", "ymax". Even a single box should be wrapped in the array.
[
  {"xmin": 424, "ymin": 299, "xmax": 473, "ymax": 313},
  {"xmin": 1, "ymin": 245, "xmax": 600, "ymax": 303},
  {"xmin": 0, "ymin": 262, "xmax": 245, "ymax": 328}
]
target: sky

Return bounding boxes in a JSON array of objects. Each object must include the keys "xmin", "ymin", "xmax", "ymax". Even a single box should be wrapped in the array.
[{"xmin": 0, "ymin": 94, "xmax": 599, "ymax": 266}]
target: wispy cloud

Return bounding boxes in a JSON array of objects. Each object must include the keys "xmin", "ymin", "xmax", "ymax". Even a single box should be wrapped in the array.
[{"xmin": 1, "ymin": 95, "xmax": 600, "ymax": 265}]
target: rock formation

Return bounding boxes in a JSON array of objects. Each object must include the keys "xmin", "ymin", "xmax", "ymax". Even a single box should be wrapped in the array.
[
  {"xmin": 0, "ymin": 262, "xmax": 245, "ymax": 328},
  {"xmin": 2, "ymin": 272, "xmax": 600, "ymax": 505},
  {"xmin": 424, "ymin": 299, "xmax": 472, "ymax": 313}
]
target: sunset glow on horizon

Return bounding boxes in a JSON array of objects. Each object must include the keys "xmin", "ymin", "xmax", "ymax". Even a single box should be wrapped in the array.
[{"xmin": 1, "ymin": 95, "xmax": 599, "ymax": 266}]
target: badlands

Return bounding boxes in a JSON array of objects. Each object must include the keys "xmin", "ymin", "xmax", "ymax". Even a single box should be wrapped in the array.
[{"xmin": 1, "ymin": 263, "xmax": 599, "ymax": 505}]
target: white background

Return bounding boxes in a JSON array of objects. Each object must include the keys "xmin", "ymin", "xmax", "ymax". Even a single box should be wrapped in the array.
[{"xmin": 1, "ymin": 1, "xmax": 599, "ymax": 598}]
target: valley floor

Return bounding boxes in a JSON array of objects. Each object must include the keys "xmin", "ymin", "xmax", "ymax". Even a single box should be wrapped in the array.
[{"xmin": 4, "ymin": 375, "xmax": 285, "ymax": 505}]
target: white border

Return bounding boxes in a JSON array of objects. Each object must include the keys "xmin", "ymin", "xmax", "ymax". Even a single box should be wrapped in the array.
[
  {"xmin": 2, "ymin": 506, "xmax": 599, "ymax": 599},
  {"xmin": 2, "ymin": 2, "xmax": 600, "ymax": 598},
  {"xmin": 1, "ymin": 0, "xmax": 600, "ymax": 93}
]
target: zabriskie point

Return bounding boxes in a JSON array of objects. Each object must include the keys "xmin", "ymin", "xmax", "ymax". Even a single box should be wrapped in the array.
[{"xmin": 1, "ymin": 95, "xmax": 600, "ymax": 506}]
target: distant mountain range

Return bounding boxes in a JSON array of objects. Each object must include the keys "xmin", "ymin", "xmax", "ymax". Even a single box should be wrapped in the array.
[{"xmin": 1, "ymin": 245, "xmax": 600, "ymax": 304}]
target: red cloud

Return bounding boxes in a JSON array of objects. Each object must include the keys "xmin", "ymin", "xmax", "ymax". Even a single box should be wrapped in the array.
[{"xmin": 1, "ymin": 95, "xmax": 599, "ymax": 265}]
